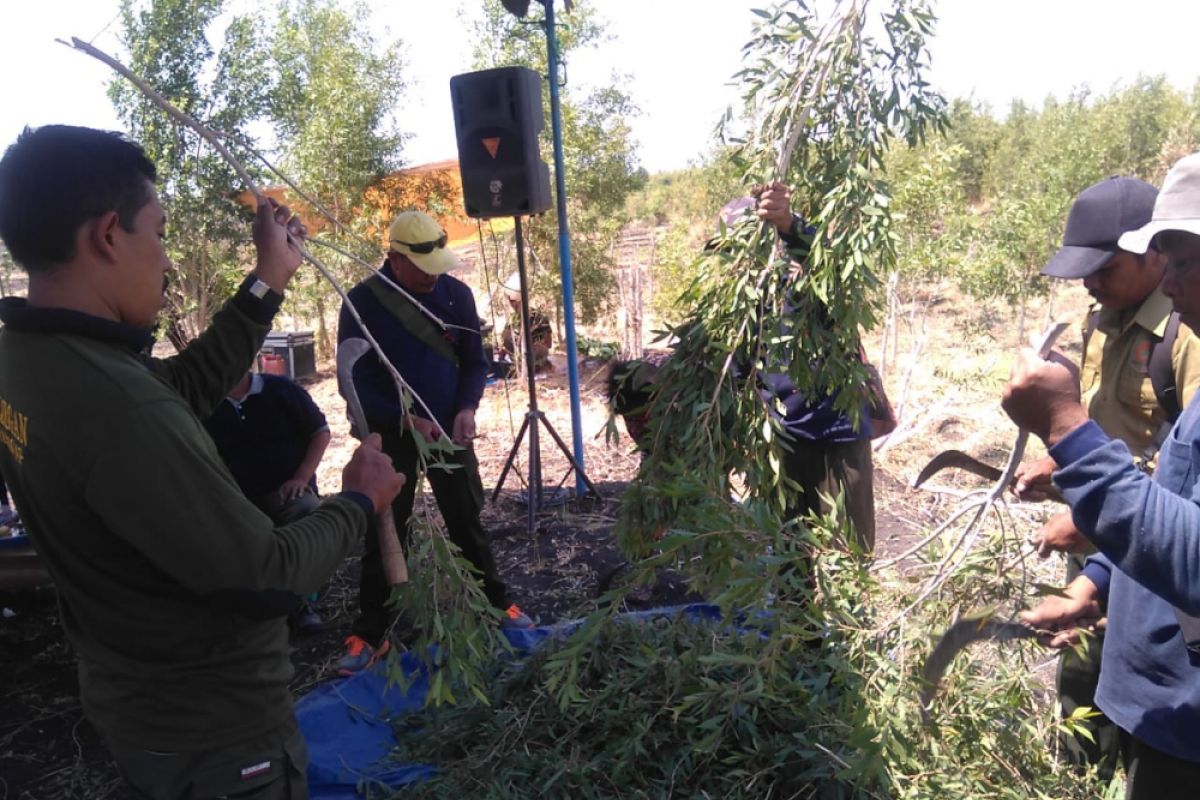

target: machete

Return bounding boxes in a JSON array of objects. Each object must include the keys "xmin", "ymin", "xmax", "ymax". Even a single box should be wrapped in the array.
[
  {"xmin": 912, "ymin": 323, "xmax": 1070, "ymax": 498},
  {"xmin": 919, "ymin": 615, "xmax": 1039, "ymax": 717}
]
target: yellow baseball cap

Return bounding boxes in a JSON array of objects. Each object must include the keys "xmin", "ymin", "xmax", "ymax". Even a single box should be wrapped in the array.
[{"xmin": 387, "ymin": 211, "xmax": 460, "ymax": 275}]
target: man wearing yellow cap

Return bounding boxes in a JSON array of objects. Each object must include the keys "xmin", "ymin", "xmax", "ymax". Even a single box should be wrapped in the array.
[{"xmin": 336, "ymin": 210, "xmax": 531, "ymax": 674}]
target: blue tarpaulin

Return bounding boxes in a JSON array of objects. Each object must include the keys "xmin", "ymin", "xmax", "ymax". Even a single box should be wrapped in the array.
[{"xmin": 296, "ymin": 604, "xmax": 721, "ymax": 798}]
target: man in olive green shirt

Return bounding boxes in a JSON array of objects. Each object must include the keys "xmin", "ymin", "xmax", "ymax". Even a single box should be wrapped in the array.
[
  {"xmin": 0, "ymin": 125, "xmax": 405, "ymax": 799},
  {"xmin": 1015, "ymin": 176, "xmax": 1200, "ymax": 780}
]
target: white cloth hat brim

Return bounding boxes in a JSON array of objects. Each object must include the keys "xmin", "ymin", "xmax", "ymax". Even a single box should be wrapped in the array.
[{"xmin": 1119, "ymin": 218, "xmax": 1200, "ymax": 254}]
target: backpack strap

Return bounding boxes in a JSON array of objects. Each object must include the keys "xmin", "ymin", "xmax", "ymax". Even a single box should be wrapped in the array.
[
  {"xmin": 364, "ymin": 275, "xmax": 459, "ymax": 368},
  {"xmin": 360, "ymin": 273, "xmax": 458, "ymax": 367},
  {"xmin": 1082, "ymin": 308, "xmax": 1100, "ymax": 372},
  {"xmin": 1149, "ymin": 311, "xmax": 1183, "ymax": 423}
]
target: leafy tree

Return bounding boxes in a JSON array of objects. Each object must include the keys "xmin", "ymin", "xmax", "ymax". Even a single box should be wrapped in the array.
[
  {"xmin": 468, "ymin": 0, "xmax": 643, "ymax": 325},
  {"xmin": 266, "ymin": 0, "xmax": 406, "ymax": 355},
  {"xmin": 1093, "ymin": 75, "xmax": 1194, "ymax": 178},
  {"xmin": 625, "ymin": 149, "xmax": 745, "ymax": 321},
  {"xmin": 884, "ymin": 77, "xmax": 1200, "ymax": 342},
  {"xmin": 940, "ymin": 98, "xmax": 1003, "ymax": 203},
  {"xmin": 112, "ymin": 0, "xmax": 269, "ymax": 349}
]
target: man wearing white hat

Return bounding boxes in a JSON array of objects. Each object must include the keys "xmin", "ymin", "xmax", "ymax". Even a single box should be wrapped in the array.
[
  {"xmin": 1013, "ymin": 176, "xmax": 1200, "ymax": 778},
  {"xmin": 336, "ymin": 210, "xmax": 532, "ymax": 674},
  {"xmin": 497, "ymin": 271, "xmax": 554, "ymax": 372},
  {"xmin": 1011, "ymin": 152, "xmax": 1200, "ymax": 796}
]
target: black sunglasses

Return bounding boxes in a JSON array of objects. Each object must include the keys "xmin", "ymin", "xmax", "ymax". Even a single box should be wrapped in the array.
[{"xmin": 391, "ymin": 233, "xmax": 448, "ymax": 254}]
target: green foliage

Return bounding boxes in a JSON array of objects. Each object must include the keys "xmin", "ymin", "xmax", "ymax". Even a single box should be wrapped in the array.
[
  {"xmin": 622, "ymin": 0, "xmax": 946, "ymax": 544},
  {"xmin": 389, "ymin": 512, "xmax": 1105, "ymax": 798},
  {"xmin": 112, "ymin": 0, "xmax": 266, "ymax": 348},
  {"xmin": 625, "ymin": 150, "xmax": 744, "ymax": 228},
  {"xmin": 469, "ymin": 0, "xmax": 643, "ymax": 324},
  {"xmin": 625, "ymin": 152, "xmax": 745, "ymax": 319},
  {"xmin": 575, "ymin": 336, "xmax": 619, "ymax": 361},
  {"xmin": 382, "ymin": 502, "xmax": 514, "ymax": 710},
  {"xmin": 113, "ymin": 0, "xmax": 407, "ymax": 353},
  {"xmin": 266, "ymin": 0, "xmax": 406, "ymax": 356},
  {"xmin": 886, "ymin": 138, "xmax": 970, "ymax": 287},
  {"xmin": 885, "ymin": 74, "xmax": 1200, "ymax": 339}
]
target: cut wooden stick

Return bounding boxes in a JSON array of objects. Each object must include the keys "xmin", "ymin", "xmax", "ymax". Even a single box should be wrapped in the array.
[{"xmin": 878, "ymin": 322, "xmax": 1069, "ymax": 628}]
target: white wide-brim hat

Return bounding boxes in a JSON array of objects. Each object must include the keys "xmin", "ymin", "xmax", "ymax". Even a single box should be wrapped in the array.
[{"xmin": 1118, "ymin": 151, "xmax": 1200, "ymax": 253}]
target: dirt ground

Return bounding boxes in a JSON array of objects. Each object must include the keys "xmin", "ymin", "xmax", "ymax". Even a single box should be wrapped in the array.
[{"xmin": 0, "ymin": 278, "xmax": 1089, "ymax": 799}]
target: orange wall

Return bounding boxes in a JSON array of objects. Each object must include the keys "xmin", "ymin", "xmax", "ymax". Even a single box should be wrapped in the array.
[{"xmin": 240, "ymin": 160, "xmax": 479, "ymax": 247}]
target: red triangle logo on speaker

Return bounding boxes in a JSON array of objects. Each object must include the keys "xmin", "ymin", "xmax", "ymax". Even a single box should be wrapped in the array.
[{"xmin": 482, "ymin": 137, "xmax": 501, "ymax": 159}]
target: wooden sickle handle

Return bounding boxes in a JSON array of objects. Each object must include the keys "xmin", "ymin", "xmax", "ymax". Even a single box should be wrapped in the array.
[{"xmin": 377, "ymin": 507, "xmax": 408, "ymax": 585}]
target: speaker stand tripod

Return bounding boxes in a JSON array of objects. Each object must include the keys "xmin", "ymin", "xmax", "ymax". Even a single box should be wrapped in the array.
[{"xmin": 491, "ymin": 216, "xmax": 597, "ymax": 535}]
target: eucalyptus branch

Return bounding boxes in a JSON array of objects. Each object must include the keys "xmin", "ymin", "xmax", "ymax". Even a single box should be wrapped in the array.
[
  {"xmin": 60, "ymin": 35, "xmax": 447, "ymax": 441},
  {"xmin": 298, "ymin": 243, "xmax": 448, "ymax": 437},
  {"xmin": 879, "ymin": 322, "xmax": 1068, "ymax": 628},
  {"xmin": 305, "ymin": 237, "xmax": 477, "ymax": 337},
  {"xmin": 771, "ymin": 3, "xmax": 856, "ymax": 177},
  {"xmin": 870, "ymin": 488, "xmax": 990, "ymax": 570}
]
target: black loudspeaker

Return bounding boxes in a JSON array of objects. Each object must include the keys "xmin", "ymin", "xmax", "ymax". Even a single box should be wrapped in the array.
[{"xmin": 450, "ymin": 66, "xmax": 553, "ymax": 219}]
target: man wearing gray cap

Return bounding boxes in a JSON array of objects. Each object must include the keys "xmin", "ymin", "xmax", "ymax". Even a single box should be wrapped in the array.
[
  {"xmin": 1013, "ymin": 176, "xmax": 1200, "ymax": 778},
  {"xmin": 1012, "ymin": 153, "xmax": 1200, "ymax": 796}
]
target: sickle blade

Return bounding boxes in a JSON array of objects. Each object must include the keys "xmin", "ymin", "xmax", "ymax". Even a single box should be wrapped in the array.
[{"xmin": 912, "ymin": 450, "xmax": 1004, "ymax": 489}]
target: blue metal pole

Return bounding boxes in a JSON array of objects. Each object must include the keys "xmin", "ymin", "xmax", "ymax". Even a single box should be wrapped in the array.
[{"xmin": 541, "ymin": 0, "xmax": 588, "ymax": 497}]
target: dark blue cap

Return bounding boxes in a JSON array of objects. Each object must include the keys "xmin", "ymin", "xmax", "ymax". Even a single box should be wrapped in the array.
[{"xmin": 1041, "ymin": 177, "xmax": 1159, "ymax": 279}]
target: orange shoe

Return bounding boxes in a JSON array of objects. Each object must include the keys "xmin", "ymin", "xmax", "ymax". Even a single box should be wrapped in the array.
[
  {"xmin": 500, "ymin": 603, "xmax": 535, "ymax": 629},
  {"xmin": 336, "ymin": 635, "xmax": 391, "ymax": 676}
]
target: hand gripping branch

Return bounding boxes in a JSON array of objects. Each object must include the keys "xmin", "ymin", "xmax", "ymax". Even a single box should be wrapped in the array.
[
  {"xmin": 60, "ymin": 36, "xmax": 453, "ymax": 437},
  {"xmin": 875, "ymin": 322, "xmax": 1069, "ymax": 618},
  {"xmin": 59, "ymin": 35, "xmax": 453, "ymax": 582}
]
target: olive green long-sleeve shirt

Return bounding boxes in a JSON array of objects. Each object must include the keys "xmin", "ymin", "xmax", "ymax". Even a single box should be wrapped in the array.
[{"xmin": 0, "ymin": 277, "xmax": 369, "ymax": 751}]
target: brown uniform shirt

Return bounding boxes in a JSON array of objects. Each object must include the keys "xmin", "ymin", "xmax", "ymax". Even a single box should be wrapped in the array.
[{"xmin": 1079, "ymin": 285, "xmax": 1200, "ymax": 461}]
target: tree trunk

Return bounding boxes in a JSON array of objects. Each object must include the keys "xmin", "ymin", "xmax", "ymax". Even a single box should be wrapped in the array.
[
  {"xmin": 164, "ymin": 312, "xmax": 190, "ymax": 353},
  {"xmin": 316, "ymin": 292, "xmax": 331, "ymax": 362}
]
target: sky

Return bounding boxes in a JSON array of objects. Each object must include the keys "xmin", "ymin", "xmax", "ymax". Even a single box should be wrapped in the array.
[{"xmin": 2, "ymin": 1, "xmax": 1200, "ymax": 174}]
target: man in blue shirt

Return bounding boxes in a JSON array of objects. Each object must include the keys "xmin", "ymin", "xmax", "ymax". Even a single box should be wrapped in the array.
[
  {"xmin": 336, "ymin": 210, "xmax": 531, "ymax": 674},
  {"xmin": 204, "ymin": 371, "xmax": 331, "ymax": 522},
  {"xmin": 1012, "ymin": 152, "xmax": 1200, "ymax": 797},
  {"xmin": 204, "ymin": 370, "xmax": 332, "ymax": 633},
  {"xmin": 753, "ymin": 183, "xmax": 878, "ymax": 551}
]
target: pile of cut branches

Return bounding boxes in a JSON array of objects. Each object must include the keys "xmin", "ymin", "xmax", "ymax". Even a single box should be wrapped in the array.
[{"xmin": 378, "ymin": 2, "xmax": 1116, "ymax": 797}]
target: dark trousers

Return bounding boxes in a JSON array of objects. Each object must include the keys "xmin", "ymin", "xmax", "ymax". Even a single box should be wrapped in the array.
[
  {"xmin": 1120, "ymin": 730, "xmax": 1200, "ymax": 800},
  {"xmin": 107, "ymin": 717, "xmax": 308, "ymax": 800},
  {"xmin": 1057, "ymin": 554, "xmax": 1120, "ymax": 781},
  {"xmin": 780, "ymin": 436, "xmax": 875, "ymax": 552},
  {"xmin": 353, "ymin": 428, "xmax": 509, "ymax": 646}
]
